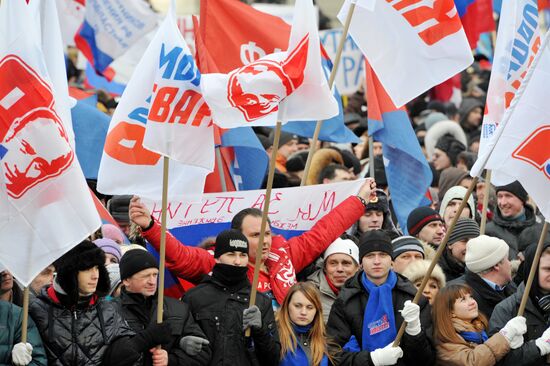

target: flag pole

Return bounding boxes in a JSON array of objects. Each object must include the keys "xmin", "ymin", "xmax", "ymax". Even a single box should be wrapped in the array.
[
  {"xmin": 156, "ymin": 156, "xmax": 169, "ymax": 324},
  {"xmin": 246, "ymin": 121, "xmax": 282, "ymax": 337},
  {"xmin": 479, "ymin": 170, "xmax": 492, "ymax": 234},
  {"xmin": 215, "ymin": 146, "xmax": 228, "ymax": 192},
  {"xmin": 300, "ymin": 3, "xmax": 357, "ymax": 186},
  {"xmin": 392, "ymin": 176, "xmax": 478, "ymax": 346},
  {"xmin": 518, "ymin": 221, "xmax": 549, "ymax": 316},
  {"xmin": 20, "ymin": 287, "xmax": 30, "ymax": 343}
]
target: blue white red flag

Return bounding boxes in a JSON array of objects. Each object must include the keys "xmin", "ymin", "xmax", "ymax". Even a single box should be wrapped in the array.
[
  {"xmin": 366, "ymin": 62, "xmax": 432, "ymax": 234},
  {"xmin": 74, "ymin": 0, "xmax": 158, "ymax": 76}
]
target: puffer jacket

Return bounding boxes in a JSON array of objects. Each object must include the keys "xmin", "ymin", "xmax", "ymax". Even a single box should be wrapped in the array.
[
  {"xmin": 326, "ymin": 271, "xmax": 435, "ymax": 366},
  {"xmin": 183, "ymin": 276, "xmax": 280, "ymax": 366},
  {"xmin": 307, "ymin": 269, "xmax": 338, "ymax": 324},
  {"xmin": 436, "ymin": 319, "xmax": 509, "ymax": 366},
  {"xmin": 488, "ymin": 283, "xmax": 548, "ymax": 366},
  {"xmin": 119, "ymin": 288, "xmax": 211, "ymax": 366},
  {"xmin": 0, "ymin": 300, "xmax": 47, "ymax": 365},
  {"xmin": 29, "ymin": 287, "xmax": 139, "ymax": 366},
  {"xmin": 143, "ymin": 196, "xmax": 365, "ymax": 305},
  {"xmin": 485, "ymin": 205, "xmax": 545, "ymax": 259}
]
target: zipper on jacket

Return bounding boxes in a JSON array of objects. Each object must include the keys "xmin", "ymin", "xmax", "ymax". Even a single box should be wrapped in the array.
[{"xmin": 71, "ymin": 310, "xmax": 77, "ymax": 362}]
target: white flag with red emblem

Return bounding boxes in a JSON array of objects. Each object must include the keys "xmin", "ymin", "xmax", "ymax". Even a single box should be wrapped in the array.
[
  {"xmin": 471, "ymin": 34, "xmax": 550, "ymax": 219},
  {"xmin": 339, "ymin": 0, "xmax": 473, "ymax": 107},
  {"xmin": 200, "ymin": 0, "xmax": 339, "ymax": 128},
  {"xmin": 0, "ymin": 0, "xmax": 100, "ymax": 286}
]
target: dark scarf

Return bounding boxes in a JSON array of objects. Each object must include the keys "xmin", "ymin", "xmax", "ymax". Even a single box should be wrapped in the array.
[
  {"xmin": 211, "ymin": 263, "xmax": 249, "ymax": 290},
  {"xmin": 361, "ymin": 271, "xmax": 397, "ymax": 351}
]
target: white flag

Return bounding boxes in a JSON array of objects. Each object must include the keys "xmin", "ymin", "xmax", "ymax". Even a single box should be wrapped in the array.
[
  {"xmin": 471, "ymin": 33, "xmax": 550, "ymax": 219},
  {"xmin": 142, "ymin": 8, "xmax": 214, "ymax": 174},
  {"xmin": 339, "ymin": 0, "xmax": 473, "ymax": 107},
  {"xmin": 0, "ymin": 0, "xmax": 100, "ymax": 286},
  {"xmin": 97, "ymin": 6, "xmax": 213, "ymax": 202},
  {"xmin": 479, "ymin": 0, "xmax": 541, "ymax": 185},
  {"xmin": 201, "ymin": 0, "xmax": 338, "ymax": 128}
]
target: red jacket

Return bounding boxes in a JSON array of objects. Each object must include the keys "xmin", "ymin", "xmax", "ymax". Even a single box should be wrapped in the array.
[{"xmin": 142, "ymin": 196, "xmax": 365, "ymax": 304}]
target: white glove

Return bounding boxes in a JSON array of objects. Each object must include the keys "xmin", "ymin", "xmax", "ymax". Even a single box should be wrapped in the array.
[
  {"xmin": 536, "ymin": 327, "xmax": 550, "ymax": 356},
  {"xmin": 399, "ymin": 300, "xmax": 421, "ymax": 336},
  {"xmin": 499, "ymin": 316, "xmax": 527, "ymax": 349},
  {"xmin": 370, "ymin": 342, "xmax": 403, "ymax": 366},
  {"xmin": 12, "ymin": 342, "xmax": 32, "ymax": 366}
]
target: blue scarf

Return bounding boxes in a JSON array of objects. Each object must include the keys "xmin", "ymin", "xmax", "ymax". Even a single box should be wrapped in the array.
[
  {"xmin": 459, "ymin": 330, "xmax": 488, "ymax": 344},
  {"xmin": 280, "ymin": 324, "xmax": 328, "ymax": 366},
  {"xmin": 361, "ymin": 270, "xmax": 398, "ymax": 352}
]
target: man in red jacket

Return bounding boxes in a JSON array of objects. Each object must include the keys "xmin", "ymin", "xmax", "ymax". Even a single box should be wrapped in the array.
[{"xmin": 129, "ymin": 179, "xmax": 375, "ymax": 306}]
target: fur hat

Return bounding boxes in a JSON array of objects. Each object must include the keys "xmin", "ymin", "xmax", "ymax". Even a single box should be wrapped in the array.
[
  {"xmin": 424, "ymin": 121, "xmax": 468, "ymax": 159},
  {"xmin": 434, "ymin": 134, "xmax": 466, "ymax": 166},
  {"xmin": 54, "ymin": 240, "xmax": 110, "ymax": 302},
  {"xmin": 401, "ymin": 259, "xmax": 446, "ymax": 288}
]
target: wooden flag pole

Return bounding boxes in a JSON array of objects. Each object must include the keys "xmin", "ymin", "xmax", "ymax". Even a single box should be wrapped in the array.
[
  {"xmin": 215, "ymin": 146, "xmax": 228, "ymax": 192},
  {"xmin": 392, "ymin": 176, "xmax": 478, "ymax": 346},
  {"xmin": 300, "ymin": 3, "xmax": 357, "ymax": 186},
  {"xmin": 245, "ymin": 122, "xmax": 282, "ymax": 337},
  {"xmin": 518, "ymin": 221, "xmax": 549, "ymax": 316},
  {"xmin": 156, "ymin": 156, "xmax": 169, "ymax": 324},
  {"xmin": 479, "ymin": 170, "xmax": 492, "ymax": 234},
  {"xmin": 20, "ymin": 287, "xmax": 30, "ymax": 343}
]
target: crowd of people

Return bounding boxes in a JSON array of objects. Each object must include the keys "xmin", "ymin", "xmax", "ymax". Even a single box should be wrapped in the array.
[{"xmin": 1, "ymin": 17, "xmax": 549, "ymax": 366}]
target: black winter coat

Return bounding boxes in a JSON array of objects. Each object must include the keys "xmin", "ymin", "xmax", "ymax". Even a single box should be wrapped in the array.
[
  {"xmin": 326, "ymin": 271, "xmax": 436, "ymax": 366},
  {"xmin": 485, "ymin": 205, "xmax": 546, "ymax": 259},
  {"xmin": 448, "ymin": 270, "xmax": 517, "ymax": 320},
  {"xmin": 438, "ymin": 249, "xmax": 465, "ymax": 282},
  {"xmin": 183, "ymin": 276, "xmax": 280, "ymax": 366},
  {"xmin": 489, "ymin": 283, "xmax": 548, "ymax": 366},
  {"xmin": 119, "ymin": 288, "xmax": 211, "ymax": 366},
  {"xmin": 29, "ymin": 287, "xmax": 139, "ymax": 366}
]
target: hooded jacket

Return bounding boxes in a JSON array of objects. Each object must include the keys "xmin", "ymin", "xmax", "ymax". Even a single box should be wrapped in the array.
[
  {"xmin": 439, "ymin": 186, "xmax": 476, "ymax": 221},
  {"xmin": 142, "ymin": 196, "xmax": 365, "ymax": 305},
  {"xmin": 326, "ymin": 271, "xmax": 435, "ymax": 366},
  {"xmin": 485, "ymin": 204, "xmax": 545, "ymax": 259},
  {"xmin": 488, "ymin": 242, "xmax": 550, "ymax": 366}
]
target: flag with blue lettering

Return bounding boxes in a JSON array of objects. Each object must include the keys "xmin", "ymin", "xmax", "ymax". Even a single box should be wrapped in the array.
[
  {"xmin": 479, "ymin": 0, "xmax": 540, "ymax": 186},
  {"xmin": 74, "ymin": 0, "xmax": 158, "ymax": 76},
  {"xmin": 366, "ymin": 62, "xmax": 432, "ymax": 234},
  {"xmin": 97, "ymin": 7, "xmax": 213, "ymax": 202}
]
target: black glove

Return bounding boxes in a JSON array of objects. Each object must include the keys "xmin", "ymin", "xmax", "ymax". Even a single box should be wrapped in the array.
[{"xmin": 134, "ymin": 322, "xmax": 173, "ymax": 350}]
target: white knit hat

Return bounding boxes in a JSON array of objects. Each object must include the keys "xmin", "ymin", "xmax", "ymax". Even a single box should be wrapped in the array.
[
  {"xmin": 439, "ymin": 186, "xmax": 476, "ymax": 220},
  {"xmin": 324, "ymin": 238, "xmax": 359, "ymax": 264},
  {"xmin": 465, "ymin": 235, "xmax": 509, "ymax": 273}
]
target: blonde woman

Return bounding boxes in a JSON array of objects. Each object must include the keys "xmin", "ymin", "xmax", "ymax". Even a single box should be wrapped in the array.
[{"xmin": 277, "ymin": 282, "xmax": 337, "ymax": 366}]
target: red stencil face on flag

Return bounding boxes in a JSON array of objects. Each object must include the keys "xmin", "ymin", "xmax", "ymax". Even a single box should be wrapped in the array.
[
  {"xmin": 512, "ymin": 125, "xmax": 550, "ymax": 180},
  {"xmin": 227, "ymin": 35, "xmax": 309, "ymax": 122},
  {"xmin": 0, "ymin": 55, "xmax": 73, "ymax": 199}
]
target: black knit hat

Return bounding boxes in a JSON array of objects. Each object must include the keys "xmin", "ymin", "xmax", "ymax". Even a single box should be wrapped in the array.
[
  {"xmin": 365, "ymin": 189, "xmax": 389, "ymax": 213},
  {"xmin": 448, "ymin": 218, "xmax": 480, "ymax": 245},
  {"xmin": 214, "ymin": 229, "xmax": 249, "ymax": 258},
  {"xmin": 54, "ymin": 240, "xmax": 110, "ymax": 302},
  {"xmin": 407, "ymin": 206, "xmax": 443, "ymax": 236},
  {"xmin": 120, "ymin": 249, "xmax": 158, "ymax": 280},
  {"xmin": 495, "ymin": 180, "xmax": 528, "ymax": 203},
  {"xmin": 359, "ymin": 230, "xmax": 393, "ymax": 260},
  {"xmin": 435, "ymin": 134, "xmax": 466, "ymax": 166}
]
